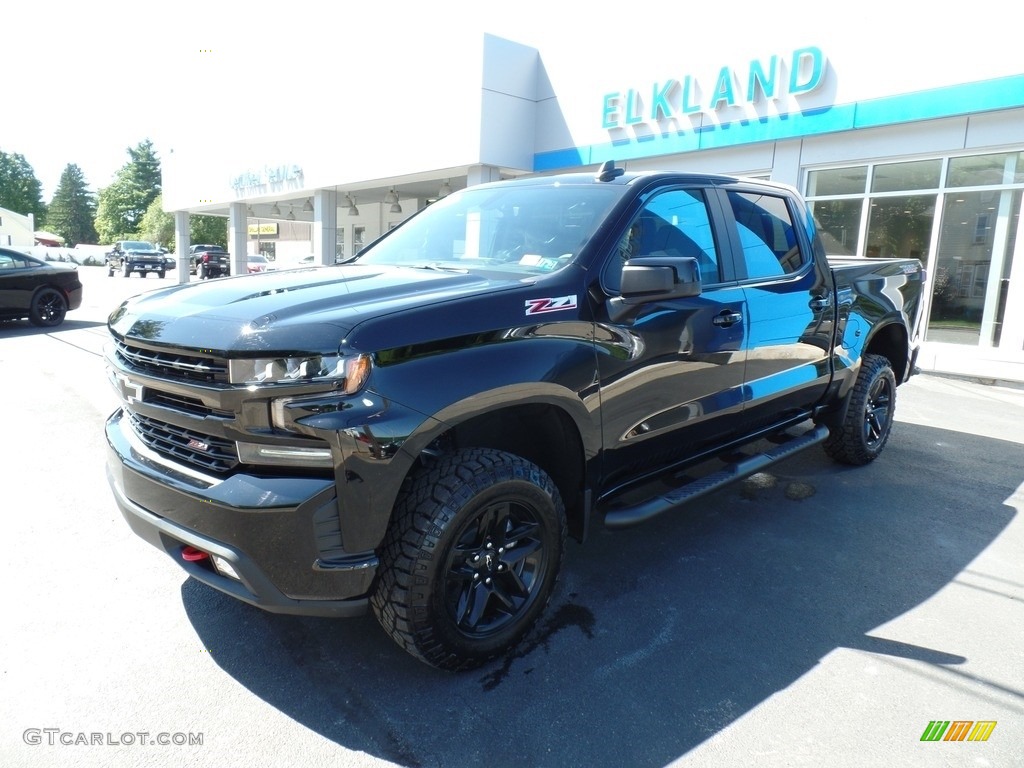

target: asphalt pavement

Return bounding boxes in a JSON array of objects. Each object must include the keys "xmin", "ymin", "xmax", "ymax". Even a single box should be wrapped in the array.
[{"xmin": 0, "ymin": 266, "xmax": 1021, "ymax": 768}]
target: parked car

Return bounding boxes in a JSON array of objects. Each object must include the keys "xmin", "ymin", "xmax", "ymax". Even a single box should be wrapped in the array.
[
  {"xmin": 106, "ymin": 240, "xmax": 166, "ymax": 278},
  {"xmin": 0, "ymin": 246, "xmax": 83, "ymax": 327},
  {"xmin": 247, "ymin": 254, "xmax": 269, "ymax": 273},
  {"xmin": 189, "ymin": 245, "xmax": 230, "ymax": 279}
]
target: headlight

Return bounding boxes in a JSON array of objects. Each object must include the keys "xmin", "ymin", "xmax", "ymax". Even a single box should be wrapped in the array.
[{"xmin": 228, "ymin": 353, "xmax": 371, "ymax": 394}]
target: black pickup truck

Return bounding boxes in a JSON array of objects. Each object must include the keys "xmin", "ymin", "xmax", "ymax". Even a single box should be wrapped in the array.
[
  {"xmin": 106, "ymin": 240, "xmax": 166, "ymax": 278},
  {"xmin": 105, "ymin": 165, "xmax": 924, "ymax": 670},
  {"xmin": 189, "ymin": 244, "xmax": 231, "ymax": 279}
]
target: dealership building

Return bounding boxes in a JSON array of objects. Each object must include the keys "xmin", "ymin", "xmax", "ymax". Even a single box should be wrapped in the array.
[{"xmin": 162, "ymin": 31, "xmax": 1024, "ymax": 384}]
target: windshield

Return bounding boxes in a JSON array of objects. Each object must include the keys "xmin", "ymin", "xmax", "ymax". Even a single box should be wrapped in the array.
[
  {"xmin": 122, "ymin": 241, "xmax": 155, "ymax": 250},
  {"xmin": 356, "ymin": 183, "xmax": 623, "ymax": 275}
]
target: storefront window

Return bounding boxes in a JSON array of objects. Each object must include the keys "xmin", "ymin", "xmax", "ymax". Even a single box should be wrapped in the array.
[
  {"xmin": 806, "ymin": 167, "xmax": 867, "ymax": 196},
  {"xmin": 809, "ymin": 199, "xmax": 861, "ymax": 255},
  {"xmin": 806, "ymin": 151, "xmax": 1024, "ymax": 351},
  {"xmin": 865, "ymin": 194, "xmax": 935, "ymax": 259},
  {"xmin": 948, "ymin": 152, "xmax": 1024, "ymax": 187},
  {"xmin": 928, "ymin": 189, "xmax": 1020, "ymax": 345},
  {"xmin": 871, "ymin": 159, "xmax": 941, "ymax": 193}
]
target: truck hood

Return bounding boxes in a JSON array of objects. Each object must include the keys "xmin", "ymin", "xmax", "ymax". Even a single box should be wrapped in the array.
[{"xmin": 108, "ymin": 264, "xmax": 522, "ymax": 354}]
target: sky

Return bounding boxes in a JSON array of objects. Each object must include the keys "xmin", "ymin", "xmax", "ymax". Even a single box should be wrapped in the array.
[{"xmin": 3, "ymin": 1, "xmax": 1020, "ymax": 202}]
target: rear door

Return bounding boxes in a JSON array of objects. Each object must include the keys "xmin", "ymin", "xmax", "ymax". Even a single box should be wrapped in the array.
[
  {"xmin": 0, "ymin": 250, "xmax": 40, "ymax": 313},
  {"xmin": 716, "ymin": 185, "xmax": 835, "ymax": 427},
  {"xmin": 594, "ymin": 184, "xmax": 749, "ymax": 489}
]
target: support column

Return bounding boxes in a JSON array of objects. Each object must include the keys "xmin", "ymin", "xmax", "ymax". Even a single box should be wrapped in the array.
[
  {"xmin": 228, "ymin": 202, "xmax": 247, "ymax": 277},
  {"xmin": 174, "ymin": 211, "xmax": 190, "ymax": 285},
  {"xmin": 314, "ymin": 189, "xmax": 338, "ymax": 265},
  {"xmin": 466, "ymin": 165, "xmax": 502, "ymax": 188}
]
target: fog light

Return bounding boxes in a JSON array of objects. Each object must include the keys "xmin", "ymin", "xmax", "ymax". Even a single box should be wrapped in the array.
[{"xmin": 211, "ymin": 555, "xmax": 241, "ymax": 581}]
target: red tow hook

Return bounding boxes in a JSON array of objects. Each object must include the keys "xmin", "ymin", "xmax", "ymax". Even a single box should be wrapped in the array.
[{"xmin": 181, "ymin": 546, "xmax": 210, "ymax": 562}]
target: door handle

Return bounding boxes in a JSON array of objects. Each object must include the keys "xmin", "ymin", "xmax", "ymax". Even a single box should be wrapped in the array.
[
  {"xmin": 712, "ymin": 310, "xmax": 743, "ymax": 327},
  {"xmin": 809, "ymin": 294, "xmax": 833, "ymax": 310}
]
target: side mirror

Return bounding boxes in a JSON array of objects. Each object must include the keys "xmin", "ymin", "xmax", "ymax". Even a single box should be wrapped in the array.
[{"xmin": 620, "ymin": 256, "xmax": 701, "ymax": 304}]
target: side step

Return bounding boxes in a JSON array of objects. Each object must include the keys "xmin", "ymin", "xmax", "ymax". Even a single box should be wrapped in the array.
[{"xmin": 603, "ymin": 424, "xmax": 830, "ymax": 530}]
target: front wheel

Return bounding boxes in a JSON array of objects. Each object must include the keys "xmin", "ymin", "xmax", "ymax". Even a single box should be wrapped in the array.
[
  {"xmin": 372, "ymin": 448, "xmax": 566, "ymax": 671},
  {"xmin": 122, "ymin": 263, "xmax": 131, "ymax": 278},
  {"xmin": 823, "ymin": 353, "xmax": 897, "ymax": 465}
]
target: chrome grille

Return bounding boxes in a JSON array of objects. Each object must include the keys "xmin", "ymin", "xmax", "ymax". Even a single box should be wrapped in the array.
[
  {"xmin": 114, "ymin": 339, "xmax": 228, "ymax": 384},
  {"xmin": 128, "ymin": 412, "xmax": 238, "ymax": 473}
]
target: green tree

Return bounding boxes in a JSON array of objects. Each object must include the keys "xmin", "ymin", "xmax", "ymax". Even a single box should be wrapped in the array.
[
  {"xmin": 94, "ymin": 139, "xmax": 161, "ymax": 241},
  {"xmin": 0, "ymin": 151, "xmax": 46, "ymax": 224},
  {"xmin": 190, "ymin": 215, "xmax": 227, "ymax": 247},
  {"xmin": 46, "ymin": 164, "xmax": 98, "ymax": 246},
  {"xmin": 140, "ymin": 194, "xmax": 174, "ymax": 247}
]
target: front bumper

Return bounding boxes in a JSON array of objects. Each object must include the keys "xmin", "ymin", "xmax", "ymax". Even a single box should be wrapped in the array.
[{"xmin": 105, "ymin": 408, "xmax": 376, "ymax": 617}]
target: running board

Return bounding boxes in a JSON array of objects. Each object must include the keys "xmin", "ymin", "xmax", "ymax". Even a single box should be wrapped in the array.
[{"xmin": 603, "ymin": 424, "xmax": 830, "ymax": 530}]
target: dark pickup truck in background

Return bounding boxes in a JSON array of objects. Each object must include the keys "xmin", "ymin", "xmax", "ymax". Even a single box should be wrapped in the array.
[
  {"xmin": 189, "ymin": 244, "xmax": 231, "ymax": 279},
  {"xmin": 106, "ymin": 240, "xmax": 166, "ymax": 278},
  {"xmin": 105, "ymin": 164, "xmax": 924, "ymax": 670}
]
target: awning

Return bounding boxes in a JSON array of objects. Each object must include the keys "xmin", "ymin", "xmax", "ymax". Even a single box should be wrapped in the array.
[{"xmin": 34, "ymin": 231, "xmax": 65, "ymax": 247}]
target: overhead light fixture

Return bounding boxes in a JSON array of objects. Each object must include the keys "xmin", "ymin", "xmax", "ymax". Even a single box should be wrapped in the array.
[
  {"xmin": 302, "ymin": 197, "xmax": 313, "ymax": 212},
  {"xmin": 383, "ymin": 188, "xmax": 398, "ymax": 205},
  {"xmin": 348, "ymin": 195, "xmax": 359, "ymax": 216},
  {"xmin": 271, "ymin": 202, "xmax": 281, "ymax": 217},
  {"xmin": 390, "ymin": 201, "xmax": 402, "ymax": 214},
  {"xmin": 246, "ymin": 205, "xmax": 254, "ymax": 215},
  {"xmin": 286, "ymin": 207, "xmax": 295, "ymax": 221},
  {"xmin": 439, "ymin": 180, "xmax": 452, "ymax": 197}
]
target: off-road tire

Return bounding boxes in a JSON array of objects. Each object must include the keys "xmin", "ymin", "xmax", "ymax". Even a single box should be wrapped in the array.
[
  {"xmin": 371, "ymin": 448, "xmax": 566, "ymax": 671},
  {"xmin": 122, "ymin": 262, "xmax": 131, "ymax": 278},
  {"xmin": 823, "ymin": 353, "xmax": 897, "ymax": 465}
]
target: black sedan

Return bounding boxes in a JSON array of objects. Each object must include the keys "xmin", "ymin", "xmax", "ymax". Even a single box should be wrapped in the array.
[{"xmin": 0, "ymin": 247, "xmax": 83, "ymax": 327}]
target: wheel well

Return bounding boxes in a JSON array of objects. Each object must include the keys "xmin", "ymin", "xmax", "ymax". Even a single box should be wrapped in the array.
[
  {"xmin": 430, "ymin": 404, "xmax": 586, "ymax": 539},
  {"xmin": 865, "ymin": 322, "xmax": 909, "ymax": 382}
]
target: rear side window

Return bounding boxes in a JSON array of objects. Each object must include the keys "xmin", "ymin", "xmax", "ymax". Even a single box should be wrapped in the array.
[{"xmin": 727, "ymin": 191, "xmax": 806, "ymax": 279}]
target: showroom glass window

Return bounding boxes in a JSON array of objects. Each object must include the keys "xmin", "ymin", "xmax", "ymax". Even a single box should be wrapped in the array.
[{"xmin": 805, "ymin": 152, "xmax": 1024, "ymax": 349}]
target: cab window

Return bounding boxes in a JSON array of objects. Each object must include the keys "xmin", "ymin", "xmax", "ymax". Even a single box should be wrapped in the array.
[
  {"xmin": 727, "ymin": 191, "xmax": 806, "ymax": 279},
  {"xmin": 604, "ymin": 188, "xmax": 720, "ymax": 293}
]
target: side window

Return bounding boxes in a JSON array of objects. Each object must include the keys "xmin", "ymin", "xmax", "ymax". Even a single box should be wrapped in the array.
[
  {"xmin": 604, "ymin": 188, "xmax": 720, "ymax": 292},
  {"xmin": 0, "ymin": 253, "xmax": 26, "ymax": 270},
  {"xmin": 727, "ymin": 191, "xmax": 806, "ymax": 279}
]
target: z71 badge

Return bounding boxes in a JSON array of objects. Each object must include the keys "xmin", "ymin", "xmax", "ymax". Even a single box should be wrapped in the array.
[{"xmin": 525, "ymin": 295, "xmax": 578, "ymax": 316}]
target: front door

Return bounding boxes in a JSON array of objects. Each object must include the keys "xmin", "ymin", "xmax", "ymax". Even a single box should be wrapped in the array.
[{"xmin": 593, "ymin": 186, "xmax": 748, "ymax": 491}]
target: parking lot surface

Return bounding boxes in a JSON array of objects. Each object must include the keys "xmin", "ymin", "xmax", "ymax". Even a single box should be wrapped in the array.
[{"xmin": 1, "ymin": 266, "xmax": 1021, "ymax": 767}]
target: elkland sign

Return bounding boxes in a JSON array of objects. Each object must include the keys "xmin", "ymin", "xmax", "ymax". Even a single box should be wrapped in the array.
[{"xmin": 601, "ymin": 46, "xmax": 827, "ymax": 130}]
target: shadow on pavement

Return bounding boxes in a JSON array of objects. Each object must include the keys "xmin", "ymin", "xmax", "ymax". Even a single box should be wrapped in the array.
[
  {"xmin": 0, "ymin": 318, "xmax": 107, "ymax": 336},
  {"xmin": 182, "ymin": 420, "xmax": 1021, "ymax": 767}
]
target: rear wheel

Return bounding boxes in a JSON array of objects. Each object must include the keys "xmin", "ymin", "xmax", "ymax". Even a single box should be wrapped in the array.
[
  {"xmin": 372, "ymin": 448, "xmax": 566, "ymax": 671},
  {"xmin": 29, "ymin": 288, "xmax": 67, "ymax": 327},
  {"xmin": 823, "ymin": 353, "xmax": 896, "ymax": 465}
]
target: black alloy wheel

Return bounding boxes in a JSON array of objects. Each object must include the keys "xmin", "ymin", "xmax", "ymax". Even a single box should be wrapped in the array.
[
  {"xmin": 823, "ymin": 353, "xmax": 897, "ymax": 465},
  {"xmin": 29, "ymin": 288, "xmax": 68, "ymax": 327},
  {"xmin": 372, "ymin": 448, "xmax": 566, "ymax": 670},
  {"xmin": 444, "ymin": 497, "xmax": 550, "ymax": 637}
]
